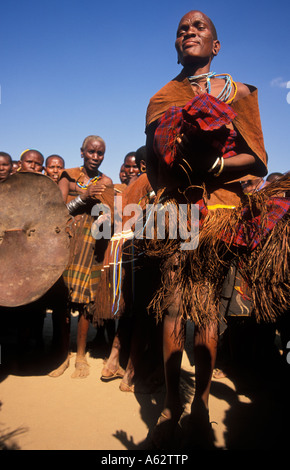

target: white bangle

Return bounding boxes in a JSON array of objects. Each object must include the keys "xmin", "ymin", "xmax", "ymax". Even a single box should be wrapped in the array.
[
  {"xmin": 214, "ymin": 157, "xmax": 225, "ymax": 177},
  {"xmin": 208, "ymin": 157, "xmax": 220, "ymax": 173}
]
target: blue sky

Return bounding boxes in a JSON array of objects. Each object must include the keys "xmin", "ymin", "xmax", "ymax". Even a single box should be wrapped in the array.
[{"xmin": 1, "ymin": 0, "xmax": 289, "ymax": 183}]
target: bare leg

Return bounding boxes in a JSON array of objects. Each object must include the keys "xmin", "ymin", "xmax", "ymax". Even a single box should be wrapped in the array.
[
  {"xmin": 120, "ymin": 312, "xmax": 149, "ymax": 391},
  {"xmin": 48, "ymin": 309, "xmax": 70, "ymax": 377},
  {"xmin": 101, "ymin": 332, "xmax": 124, "ymax": 380},
  {"xmin": 104, "ymin": 319, "xmax": 116, "ymax": 345},
  {"xmin": 185, "ymin": 321, "xmax": 218, "ymax": 449},
  {"xmin": 151, "ymin": 308, "xmax": 185, "ymax": 449},
  {"xmin": 71, "ymin": 314, "xmax": 90, "ymax": 378},
  {"xmin": 120, "ymin": 359, "xmax": 135, "ymax": 389},
  {"xmin": 161, "ymin": 313, "xmax": 185, "ymax": 420},
  {"xmin": 193, "ymin": 322, "xmax": 218, "ymax": 409},
  {"xmin": 101, "ymin": 317, "xmax": 131, "ymax": 380}
]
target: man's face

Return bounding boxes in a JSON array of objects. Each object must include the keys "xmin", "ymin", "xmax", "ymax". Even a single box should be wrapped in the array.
[
  {"xmin": 0, "ymin": 156, "xmax": 12, "ymax": 181},
  {"xmin": 124, "ymin": 156, "xmax": 139, "ymax": 182},
  {"xmin": 20, "ymin": 151, "xmax": 44, "ymax": 173},
  {"xmin": 119, "ymin": 164, "xmax": 127, "ymax": 184},
  {"xmin": 175, "ymin": 11, "xmax": 220, "ymax": 66},
  {"xmin": 82, "ymin": 139, "xmax": 105, "ymax": 173},
  {"xmin": 45, "ymin": 157, "xmax": 64, "ymax": 182}
]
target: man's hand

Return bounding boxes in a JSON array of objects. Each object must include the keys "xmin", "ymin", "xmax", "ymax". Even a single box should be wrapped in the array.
[
  {"xmin": 176, "ymin": 133, "xmax": 218, "ymax": 173},
  {"xmin": 80, "ymin": 182, "xmax": 107, "ymax": 202}
]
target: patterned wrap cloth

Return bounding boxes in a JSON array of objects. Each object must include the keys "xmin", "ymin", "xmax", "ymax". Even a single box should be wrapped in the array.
[
  {"xmin": 153, "ymin": 93, "xmax": 237, "ymax": 167},
  {"xmin": 60, "ymin": 167, "xmax": 110, "ymax": 315}
]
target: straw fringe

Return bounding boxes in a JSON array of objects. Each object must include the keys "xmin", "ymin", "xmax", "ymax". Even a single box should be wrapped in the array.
[
  {"xmin": 238, "ymin": 214, "xmax": 290, "ymax": 322},
  {"xmin": 92, "ymin": 231, "xmax": 136, "ymax": 326},
  {"xmin": 144, "ymin": 174, "xmax": 290, "ymax": 326},
  {"xmin": 146, "ymin": 207, "xmax": 236, "ymax": 327}
]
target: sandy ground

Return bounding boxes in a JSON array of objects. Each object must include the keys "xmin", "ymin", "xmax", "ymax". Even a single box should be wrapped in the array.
[{"xmin": 0, "ymin": 312, "xmax": 290, "ymax": 452}]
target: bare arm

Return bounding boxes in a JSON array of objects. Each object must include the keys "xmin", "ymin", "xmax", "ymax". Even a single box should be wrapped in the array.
[
  {"xmin": 146, "ymin": 125, "xmax": 159, "ymax": 192},
  {"xmin": 58, "ymin": 176, "xmax": 70, "ymax": 202},
  {"xmin": 217, "ymin": 152, "xmax": 266, "ymax": 183}
]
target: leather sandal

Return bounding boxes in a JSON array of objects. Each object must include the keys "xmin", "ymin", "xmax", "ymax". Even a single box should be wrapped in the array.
[{"xmin": 100, "ymin": 364, "xmax": 125, "ymax": 381}]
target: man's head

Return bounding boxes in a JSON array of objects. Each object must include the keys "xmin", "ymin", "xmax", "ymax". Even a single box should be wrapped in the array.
[
  {"xmin": 81, "ymin": 135, "xmax": 106, "ymax": 174},
  {"xmin": 135, "ymin": 146, "xmax": 147, "ymax": 174},
  {"xmin": 119, "ymin": 163, "xmax": 127, "ymax": 184},
  {"xmin": 123, "ymin": 152, "xmax": 139, "ymax": 183},
  {"xmin": 241, "ymin": 177, "xmax": 265, "ymax": 193},
  {"xmin": 266, "ymin": 172, "xmax": 283, "ymax": 183},
  {"xmin": 45, "ymin": 155, "xmax": 65, "ymax": 182},
  {"xmin": 19, "ymin": 149, "xmax": 44, "ymax": 173},
  {"xmin": 0, "ymin": 152, "xmax": 12, "ymax": 182},
  {"xmin": 175, "ymin": 10, "xmax": 220, "ymax": 67}
]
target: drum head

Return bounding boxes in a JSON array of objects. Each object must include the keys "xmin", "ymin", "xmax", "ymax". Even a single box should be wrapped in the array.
[{"xmin": 0, "ymin": 172, "xmax": 71, "ymax": 306}]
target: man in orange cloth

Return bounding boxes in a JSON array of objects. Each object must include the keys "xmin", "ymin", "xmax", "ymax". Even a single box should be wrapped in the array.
[{"xmin": 144, "ymin": 10, "xmax": 290, "ymax": 448}]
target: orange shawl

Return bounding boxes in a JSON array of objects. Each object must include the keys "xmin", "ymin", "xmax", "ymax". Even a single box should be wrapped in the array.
[{"xmin": 146, "ymin": 73, "xmax": 267, "ymax": 207}]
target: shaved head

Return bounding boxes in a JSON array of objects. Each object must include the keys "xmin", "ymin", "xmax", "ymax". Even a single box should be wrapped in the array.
[{"xmin": 178, "ymin": 10, "xmax": 218, "ymax": 40}]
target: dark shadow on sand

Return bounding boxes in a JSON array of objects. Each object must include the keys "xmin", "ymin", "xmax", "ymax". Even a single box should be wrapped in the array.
[{"xmin": 112, "ymin": 320, "xmax": 290, "ymax": 450}]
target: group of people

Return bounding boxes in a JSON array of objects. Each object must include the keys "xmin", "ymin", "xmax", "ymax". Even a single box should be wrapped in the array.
[
  {"xmin": 1, "ymin": 10, "xmax": 290, "ymax": 450},
  {"xmin": 0, "ymin": 140, "xmax": 149, "ymax": 377},
  {"xmin": 0, "ymin": 149, "xmax": 65, "ymax": 181},
  {"xmin": 0, "ymin": 148, "xmax": 139, "ymax": 187}
]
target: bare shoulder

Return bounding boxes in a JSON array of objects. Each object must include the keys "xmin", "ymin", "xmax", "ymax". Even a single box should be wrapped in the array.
[
  {"xmin": 234, "ymin": 82, "xmax": 252, "ymax": 100},
  {"xmin": 58, "ymin": 174, "xmax": 69, "ymax": 186},
  {"xmin": 100, "ymin": 173, "xmax": 113, "ymax": 185}
]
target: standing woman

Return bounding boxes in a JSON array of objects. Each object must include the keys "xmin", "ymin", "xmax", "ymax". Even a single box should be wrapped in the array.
[
  {"xmin": 145, "ymin": 10, "xmax": 289, "ymax": 448},
  {"xmin": 50, "ymin": 135, "xmax": 113, "ymax": 378}
]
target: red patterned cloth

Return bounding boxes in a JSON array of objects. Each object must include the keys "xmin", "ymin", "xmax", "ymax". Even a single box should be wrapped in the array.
[
  {"xmin": 222, "ymin": 196, "xmax": 290, "ymax": 250},
  {"xmin": 153, "ymin": 93, "xmax": 238, "ymax": 167},
  {"xmin": 197, "ymin": 196, "xmax": 290, "ymax": 250}
]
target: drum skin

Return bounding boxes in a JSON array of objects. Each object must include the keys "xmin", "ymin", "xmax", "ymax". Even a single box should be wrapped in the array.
[{"xmin": 0, "ymin": 172, "xmax": 71, "ymax": 307}]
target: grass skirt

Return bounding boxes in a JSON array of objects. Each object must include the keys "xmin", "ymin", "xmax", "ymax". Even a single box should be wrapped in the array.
[{"xmin": 142, "ymin": 174, "xmax": 290, "ymax": 327}]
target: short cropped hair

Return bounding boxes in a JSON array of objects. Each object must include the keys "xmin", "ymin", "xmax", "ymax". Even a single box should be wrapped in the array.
[
  {"xmin": 20, "ymin": 149, "xmax": 44, "ymax": 163},
  {"xmin": 124, "ymin": 151, "xmax": 136, "ymax": 162},
  {"xmin": 135, "ymin": 146, "xmax": 146, "ymax": 169},
  {"xmin": 81, "ymin": 135, "xmax": 106, "ymax": 152},
  {"xmin": 45, "ymin": 155, "xmax": 65, "ymax": 167},
  {"xmin": 0, "ymin": 152, "xmax": 12, "ymax": 163},
  {"xmin": 266, "ymin": 172, "xmax": 283, "ymax": 182}
]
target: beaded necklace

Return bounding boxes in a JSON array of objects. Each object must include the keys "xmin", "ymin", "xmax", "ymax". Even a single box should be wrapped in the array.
[
  {"xmin": 76, "ymin": 167, "xmax": 101, "ymax": 189},
  {"xmin": 188, "ymin": 72, "xmax": 237, "ymax": 103}
]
